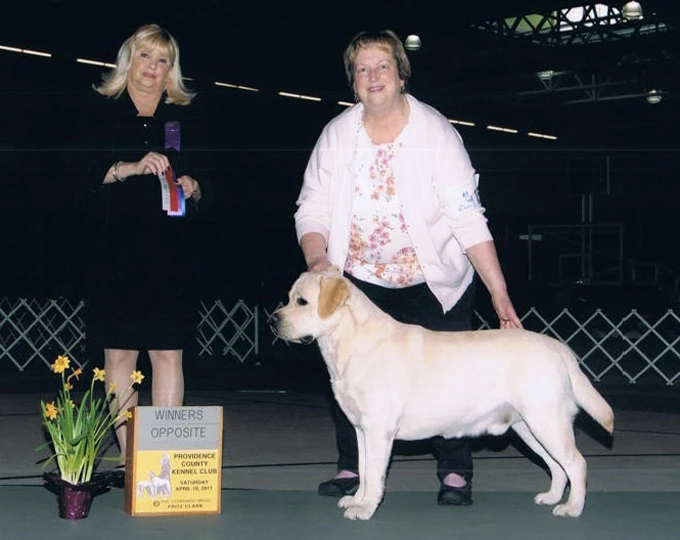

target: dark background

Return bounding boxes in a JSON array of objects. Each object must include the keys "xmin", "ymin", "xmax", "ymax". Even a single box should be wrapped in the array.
[{"xmin": 1, "ymin": 1, "xmax": 679, "ymax": 388}]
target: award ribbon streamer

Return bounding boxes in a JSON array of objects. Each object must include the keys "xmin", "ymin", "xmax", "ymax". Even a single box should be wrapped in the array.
[{"xmin": 164, "ymin": 121, "xmax": 185, "ymax": 217}]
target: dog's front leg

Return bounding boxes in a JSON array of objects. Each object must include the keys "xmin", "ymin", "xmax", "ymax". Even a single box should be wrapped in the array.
[
  {"xmin": 338, "ymin": 427, "xmax": 367, "ymax": 511},
  {"xmin": 339, "ymin": 426, "xmax": 393, "ymax": 520}
]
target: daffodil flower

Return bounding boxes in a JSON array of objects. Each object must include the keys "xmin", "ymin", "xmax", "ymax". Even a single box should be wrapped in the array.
[
  {"xmin": 52, "ymin": 355, "xmax": 70, "ymax": 374},
  {"xmin": 44, "ymin": 402, "xmax": 59, "ymax": 420},
  {"xmin": 93, "ymin": 367, "xmax": 105, "ymax": 382},
  {"xmin": 68, "ymin": 368, "xmax": 83, "ymax": 382},
  {"xmin": 130, "ymin": 370, "xmax": 145, "ymax": 385}
]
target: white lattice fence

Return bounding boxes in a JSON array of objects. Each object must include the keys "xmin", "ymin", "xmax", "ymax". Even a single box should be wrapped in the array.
[
  {"xmin": 196, "ymin": 299, "xmax": 258, "ymax": 362},
  {"xmin": 2, "ymin": 297, "xmax": 679, "ymax": 386},
  {"xmin": 518, "ymin": 308, "xmax": 680, "ymax": 385},
  {"xmin": 0, "ymin": 298, "xmax": 87, "ymax": 370}
]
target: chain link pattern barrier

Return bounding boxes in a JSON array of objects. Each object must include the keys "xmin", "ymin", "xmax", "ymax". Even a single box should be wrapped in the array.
[{"xmin": 1, "ymin": 297, "xmax": 679, "ymax": 386}]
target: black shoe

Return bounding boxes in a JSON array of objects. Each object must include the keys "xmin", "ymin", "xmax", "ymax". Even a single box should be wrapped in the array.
[
  {"xmin": 99, "ymin": 466, "xmax": 126, "ymax": 489},
  {"xmin": 437, "ymin": 482, "xmax": 473, "ymax": 506},
  {"xmin": 317, "ymin": 476, "xmax": 360, "ymax": 497}
]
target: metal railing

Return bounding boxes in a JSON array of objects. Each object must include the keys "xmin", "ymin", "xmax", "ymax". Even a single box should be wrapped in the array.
[{"xmin": 1, "ymin": 297, "xmax": 679, "ymax": 386}]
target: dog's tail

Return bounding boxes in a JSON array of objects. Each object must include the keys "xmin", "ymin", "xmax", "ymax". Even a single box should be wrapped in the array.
[{"xmin": 562, "ymin": 346, "xmax": 615, "ymax": 434}]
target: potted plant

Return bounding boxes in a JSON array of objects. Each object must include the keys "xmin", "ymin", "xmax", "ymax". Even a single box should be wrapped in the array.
[{"xmin": 38, "ymin": 354, "xmax": 144, "ymax": 518}]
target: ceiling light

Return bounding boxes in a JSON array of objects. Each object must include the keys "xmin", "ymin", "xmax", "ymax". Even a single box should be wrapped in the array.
[
  {"xmin": 214, "ymin": 82, "xmax": 259, "ymax": 92},
  {"xmin": 622, "ymin": 2, "xmax": 644, "ymax": 21},
  {"xmin": 646, "ymin": 89, "xmax": 662, "ymax": 104},
  {"xmin": 448, "ymin": 119, "xmax": 475, "ymax": 127},
  {"xmin": 528, "ymin": 132, "xmax": 558, "ymax": 140},
  {"xmin": 487, "ymin": 125, "xmax": 518, "ymax": 134},
  {"xmin": 404, "ymin": 35, "xmax": 421, "ymax": 51},
  {"xmin": 278, "ymin": 91, "xmax": 321, "ymax": 102},
  {"xmin": 76, "ymin": 58, "xmax": 116, "ymax": 68},
  {"xmin": 538, "ymin": 70, "xmax": 554, "ymax": 82}
]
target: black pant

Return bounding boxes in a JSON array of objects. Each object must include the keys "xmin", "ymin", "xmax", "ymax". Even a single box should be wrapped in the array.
[{"xmin": 331, "ymin": 273, "xmax": 475, "ymax": 483}]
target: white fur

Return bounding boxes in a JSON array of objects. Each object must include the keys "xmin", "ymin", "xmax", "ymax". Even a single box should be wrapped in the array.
[{"xmin": 275, "ymin": 270, "xmax": 615, "ymax": 520}]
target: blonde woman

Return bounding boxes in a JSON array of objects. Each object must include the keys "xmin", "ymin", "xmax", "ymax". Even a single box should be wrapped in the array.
[{"xmin": 82, "ymin": 24, "xmax": 210, "ymax": 487}]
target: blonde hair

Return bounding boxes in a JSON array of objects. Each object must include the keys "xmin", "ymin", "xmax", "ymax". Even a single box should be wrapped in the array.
[
  {"xmin": 343, "ymin": 30, "xmax": 411, "ymax": 92},
  {"xmin": 94, "ymin": 23, "xmax": 195, "ymax": 105}
]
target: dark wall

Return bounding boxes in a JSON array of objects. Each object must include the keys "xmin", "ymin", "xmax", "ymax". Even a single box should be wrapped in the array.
[{"xmin": 2, "ymin": 55, "xmax": 679, "ymax": 314}]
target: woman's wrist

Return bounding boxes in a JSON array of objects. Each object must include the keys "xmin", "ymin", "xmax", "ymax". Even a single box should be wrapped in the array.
[
  {"xmin": 111, "ymin": 161, "xmax": 125, "ymax": 182},
  {"xmin": 110, "ymin": 161, "xmax": 135, "ymax": 182}
]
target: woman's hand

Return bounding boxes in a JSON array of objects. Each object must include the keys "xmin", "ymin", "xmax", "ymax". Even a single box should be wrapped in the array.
[
  {"xmin": 308, "ymin": 257, "xmax": 333, "ymax": 272},
  {"xmin": 176, "ymin": 175, "xmax": 201, "ymax": 200},
  {"xmin": 133, "ymin": 152, "xmax": 171, "ymax": 177},
  {"xmin": 465, "ymin": 241, "xmax": 523, "ymax": 330},
  {"xmin": 492, "ymin": 292, "xmax": 523, "ymax": 329},
  {"xmin": 300, "ymin": 233, "xmax": 331, "ymax": 272}
]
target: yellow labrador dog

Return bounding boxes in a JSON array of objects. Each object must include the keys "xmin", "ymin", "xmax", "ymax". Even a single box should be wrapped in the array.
[{"xmin": 273, "ymin": 270, "xmax": 614, "ymax": 520}]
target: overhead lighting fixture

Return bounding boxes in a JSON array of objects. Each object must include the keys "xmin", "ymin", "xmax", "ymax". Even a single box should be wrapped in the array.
[
  {"xmin": 278, "ymin": 91, "xmax": 321, "ymax": 102},
  {"xmin": 622, "ymin": 1, "xmax": 644, "ymax": 21},
  {"xmin": 0, "ymin": 45, "xmax": 22, "ymax": 53},
  {"xmin": 528, "ymin": 132, "xmax": 558, "ymax": 140},
  {"xmin": 537, "ymin": 70, "xmax": 554, "ymax": 82},
  {"xmin": 487, "ymin": 125, "xmax": 518, "ymax": 134},
  {"xmin": 646, "ymin": 89, "xmax": 662, "ymax": 104},
  {"xmin": 20, "ymin": 48, "xmax": 51, "ymax": 58},
  {"xmin": 76, "ymin": 58, "xmax": 116, "ymax": 68},
  {"xmin": 404, "ymin": 35, "xmax": 421, "ymax": 51},
  {"xmin": 448, "ymin": 119, "xmax": 475, "ymax": 127},
  {"xmin": 214, "ymin": 81, "xmax": 259, "ymax": 92},
  {"xmin": 0, "ymin": 44, "xmax": 51, "ymax": 57}
]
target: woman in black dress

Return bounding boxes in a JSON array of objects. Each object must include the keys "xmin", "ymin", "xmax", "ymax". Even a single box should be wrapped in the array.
[{"xmin": 83, "ymin": 24, "xmax": 207, "ymax": 466}]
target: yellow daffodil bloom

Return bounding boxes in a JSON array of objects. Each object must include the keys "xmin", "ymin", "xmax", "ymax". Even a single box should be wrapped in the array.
[
  {"xmin": 109, "ymin": 382, "xmax": 117, "ymax": 393},
  {"xmin": 69, "ymin": 368, "xmax": 83, "ymax": 381},
  {"xmin": 68, "ymin": 400, "xmax": 76, "ymax": 409},
  {"xmin": 52, "ymin": 355, "xmax": 70, "ymax": 374},
  {"xmin": 64, "ymin": 382, "xmax": 73, "ymax": 391},
  {"xmin": 130, "ymin": 370, "xmax": 145, "ymax": 385},
  {"xmin": 124, "ymin": 411, "xmax": 133, "ymax": 419},
  {"xmin": 93, "ymin": 367, "xmax": 106, "ymax": 382},
  {"xmin": 45, "ymin": 402, "xmax": 59, "ymax": 420}
]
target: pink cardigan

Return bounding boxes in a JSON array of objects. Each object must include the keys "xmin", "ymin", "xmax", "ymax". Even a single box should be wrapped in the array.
[{"xmin": 295, "ymin": 94, "xmax": 493, "ymax": 313}]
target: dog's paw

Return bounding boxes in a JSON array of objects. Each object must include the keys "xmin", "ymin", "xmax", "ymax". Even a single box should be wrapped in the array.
[
  {"xmin": 534, "ymin": 491, "xmax": 563, "ymax": 506},
  {"xmin": 552, "ymin": 502, "xmax": 584, "ymax": 518},
  {"xmin": 338, "ymin": 494, "xmax": 359, "ymax": 509},
  {"xmin": 342, "ymin": 501, "xmax": 378, "ymax": 520}
]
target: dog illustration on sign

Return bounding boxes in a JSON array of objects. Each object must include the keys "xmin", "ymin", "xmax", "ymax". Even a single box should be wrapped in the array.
[{"xmin": 136, "ymin": 453, "xmax": 173, "ymax": 500}]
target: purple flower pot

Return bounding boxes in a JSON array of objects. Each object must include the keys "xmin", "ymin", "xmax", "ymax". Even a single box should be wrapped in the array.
[{"xmin": 44, "ymin": 472, "xmax": 107, "ymax": 520}]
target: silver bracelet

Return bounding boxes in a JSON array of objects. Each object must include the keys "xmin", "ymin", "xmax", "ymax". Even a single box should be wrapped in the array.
[{"xmin": 112, "ymin": 161, "xmax": 124, "ymax": 182}]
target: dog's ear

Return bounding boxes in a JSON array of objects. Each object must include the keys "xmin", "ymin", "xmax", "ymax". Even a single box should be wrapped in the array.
[{"xmin": 318, "ymin": 276, "xmax": 350, "ymax": 319}]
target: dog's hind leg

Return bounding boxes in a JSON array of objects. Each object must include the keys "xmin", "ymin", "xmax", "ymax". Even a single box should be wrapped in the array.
[
  {"xmin": 339, "ymin": 426, "xmax": 393, "ymax": 520},
  {"xmin": 511, "ymin": 420, "xmax": 568, "ymax": 506},
  {"xmin": 521, "ymin": 414, "xmax": 587, "ymax": 517}
]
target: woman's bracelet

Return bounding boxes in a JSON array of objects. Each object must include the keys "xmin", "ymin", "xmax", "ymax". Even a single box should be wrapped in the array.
[{"xmin": 112, "ymin": 161, "xmax": 125, "ymax": 182}]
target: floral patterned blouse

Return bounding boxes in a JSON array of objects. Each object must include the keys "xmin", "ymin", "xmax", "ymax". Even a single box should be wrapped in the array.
[{"xmin": 344, "ymin": 130, "xmax": 425, "ymax": 288}]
